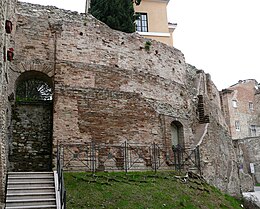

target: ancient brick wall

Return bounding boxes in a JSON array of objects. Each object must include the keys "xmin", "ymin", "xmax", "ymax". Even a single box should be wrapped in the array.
[
  {"xmin": 10, "ymin": 2, "xmax": 196, "ymax": 173},
  {"xmin": 44, "ymin": 2, "xmax": 194, "ymax": 148}
]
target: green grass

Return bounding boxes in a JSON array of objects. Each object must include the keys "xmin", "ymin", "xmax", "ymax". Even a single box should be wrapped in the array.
[{"xmin": 64, "ymin": 171, "xmax": 244, "ymax": 209}]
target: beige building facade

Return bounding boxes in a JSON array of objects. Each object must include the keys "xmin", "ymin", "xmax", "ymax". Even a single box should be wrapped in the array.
[
  {"xmin": 134, "ymin": 0, "xmax": 176, "ymax": 46},
  {"xmin": 85, "ymin": 0, "xmax": 176, "ymax": 46}
]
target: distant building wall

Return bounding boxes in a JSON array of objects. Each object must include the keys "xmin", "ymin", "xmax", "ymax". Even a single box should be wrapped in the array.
[
  {"xmin": 221, "ymin": 80, "xmax": 260, "ymax": 188},
  {"xmin": 220, "ymin": 79, "xmax": 260, "ymax": 139}
]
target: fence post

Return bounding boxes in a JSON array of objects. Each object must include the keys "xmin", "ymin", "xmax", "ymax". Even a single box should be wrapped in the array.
[
  {"xmin": 178, "ymin": 145, "xmax": 182, "ymax": 171},
  {"xmin": 91, "ymin": 142, "xmax": 96, "ymax": 173},
  {"xmin": 194, "ymin": 147, "xmax": 197, "ymax": 168},
  {"xmin": 173, "ymin": 146, "xmax": 177, "ymax": 170},
  {"xmin": 124, "ymin": 141, "xmax": 128, "ymax": 173},
  {"xmin": 153, "ymin": 142, "xmax": 157, "ymax": 173},
  {"xmin": 196, "ymin": 146, "xmax": 201, "ymax": 175}
]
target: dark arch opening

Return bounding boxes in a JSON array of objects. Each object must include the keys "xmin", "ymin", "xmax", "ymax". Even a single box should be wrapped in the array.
[
  {"xmin": 9, "ymin": 71, "xmax": 53, "ymax": 171},
  {"xmin": 170, "ymin": 121, "xmax": 185, "ymax": 170},
  {"xmin": 170, "ymin": 121, "xmax": 184, "ymax": 148},
  {"xmin": 15, "ymin": 71, "xmax": 53, "ymax": 102}
]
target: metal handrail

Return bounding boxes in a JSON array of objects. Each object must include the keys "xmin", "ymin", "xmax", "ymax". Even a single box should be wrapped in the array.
[
  {"xmin": 4, "ymin": 173, "xmax": 8, "ymax": 208},
  {"xmin": 57, "ymin": 145, "xmax": 66, "ymax": 209}
]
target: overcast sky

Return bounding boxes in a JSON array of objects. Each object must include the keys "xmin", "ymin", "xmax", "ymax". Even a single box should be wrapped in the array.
[{"xmin": 20, "ymin": 0, "xmax": 260, "ymax": 90}]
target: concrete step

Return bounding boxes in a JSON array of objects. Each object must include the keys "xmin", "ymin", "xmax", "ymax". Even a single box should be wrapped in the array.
[
  {"xmin": 5, "ymin": 172, "xmax": 57, "ymax": 208},
  {"xmin": 5, "ymin": 205, "xmax": 57, "ymax": 209},
  {"xmin": 8, "ymin": 181, "xmax": 54, "ymax": 189},
  {"xmin": 8, "ymin": 172, "xmax": 53, "ymax": 175},
  {"xmin": 6, "ymin": 199, "xmax": 56, "ymax": 207},
  {"xmin": 8, "ymin": 172, "xmax": 53, "ymax": 178},
  {"xmin": 8, "ymin": 177, "xmax": 54, "ymax": 183},
  {"xmin": 7, "ymin": 187, "xmax": 55, "ymax": 194},
  {"xmin": 6, "ymin": 192, "xmax": 55, "ymax": 200}
]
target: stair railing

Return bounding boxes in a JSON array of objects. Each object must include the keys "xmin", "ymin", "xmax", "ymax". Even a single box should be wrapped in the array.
[
  {"xmin": 57, "ymin": 145, "xmax": 66, "ymax": 209},
  {"xmin": 4, "ymin": 172, "xmax": 8, "ymax": 208}
]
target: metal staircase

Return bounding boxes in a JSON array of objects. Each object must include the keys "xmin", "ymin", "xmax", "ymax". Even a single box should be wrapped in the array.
[{"xmin": 5, "ymin": 172, "xmax": 57, "ymax": 209}]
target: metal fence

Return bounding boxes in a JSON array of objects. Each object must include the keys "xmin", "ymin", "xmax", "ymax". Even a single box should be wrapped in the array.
[
  {"xmin": 58, "ymin": 142, "xmax": 201, "ymax": 174},
  {"xmin": 57, "ymin": 145, "xmax": 66, "ymax": 209}
]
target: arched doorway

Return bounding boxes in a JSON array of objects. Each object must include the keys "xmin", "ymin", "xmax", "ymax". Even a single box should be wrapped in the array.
[
  {"xmin": 171, "ymin": 121, "xmax": 184, "ymax": 170},
  {"xmin": 170, "ymin": 121, "xmax": 184, "ymax": 148},
  {"xmin": 9, "ymin": 71, "xmax": 53, "ymax": 171}
]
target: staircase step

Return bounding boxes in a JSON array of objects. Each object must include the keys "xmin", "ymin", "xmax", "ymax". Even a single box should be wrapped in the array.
[
  {"xmin": 5, "ymin": 205, "xmax": 57, "ymax": 209},
  {"xmin": 8, "ymin": 174, "xmax": 53, "ymax": 179},
  {"xmin": 8, "ymin": 181, "xmax": 54, "ymax": 186},
  {"xmin": 8, "ymin": 172, "xmax": 53, "ymax": 178},
  {"xmin": 8, "ymin": 177, "xmax": 54, "ymax": 183},
  {"xmin": 6, "ymin": 199, "xmax": 56, "ymax": 207},
  {"xmin": 7, "ymin": 187, "xmax": 55, "ymax": 193},
  {"xmin": 7, "ymin": 192, "xmax": 55, "ymax": 200},
  {"xmin": 8, "ymin": 172, "xmax": 53, "ymax": 175},
  {"xmin": 6, "ymin": 172, "xmax": 57, "ymax": 208}
]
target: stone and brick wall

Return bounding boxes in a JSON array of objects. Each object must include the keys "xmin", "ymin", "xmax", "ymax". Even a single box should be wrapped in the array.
[
  {"xmin": 9, "ymin": 102, "xmax": 53, "ymax": 172},
  {"xmin": 0, "ymin": 0, "xmax": 17, "ymax": 204},
  {"xmin": 236, "ymin": 137, "xmax": 260, "ymax": 184}
]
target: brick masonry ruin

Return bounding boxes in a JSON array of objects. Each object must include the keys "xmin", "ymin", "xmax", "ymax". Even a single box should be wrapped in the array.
[{"xmin": 0, "ymin": 0, "xmax": 257, "ymax": 205}]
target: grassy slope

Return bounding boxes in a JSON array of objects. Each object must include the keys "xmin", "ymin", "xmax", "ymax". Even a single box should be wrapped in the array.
[{"xmin": 64, "ymin": 171, "xmax": 243, "ymax": 209}]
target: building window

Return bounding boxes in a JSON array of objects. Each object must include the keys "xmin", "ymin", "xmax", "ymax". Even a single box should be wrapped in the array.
[
  {"xmin": 235, "ymin": 121, "xmax": 240, "ymax": 131},
  {"xmin": 232, "ymin": 100, "xmax": 237, "ymax": 108},
  {"xmin": 136, "ymin": 13, "xmax": 148, "ymax": 32},
  {"xmin": 249, "ymin": 102, "xmax": 254, "ymax": 111},
  {"xmin": 250, "ymin": 125, "xmax": 257, "ymax": 137}
]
